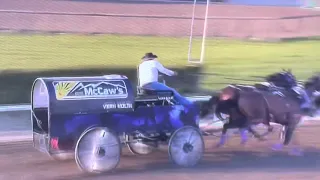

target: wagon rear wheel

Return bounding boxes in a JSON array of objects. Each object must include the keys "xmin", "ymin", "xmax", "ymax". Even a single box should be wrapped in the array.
[
  {"xmin": 168, "ymin": 126, "xmax": 204, "ymax": 167},
  {"xmin": 75, "ymin": 127, "xmax": 121, "ymax": 174}
]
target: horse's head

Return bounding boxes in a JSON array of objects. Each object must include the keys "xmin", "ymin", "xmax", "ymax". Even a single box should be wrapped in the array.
[
  {"xmin": 304, "ymin": 73, "xmax": 320, "ymax": 94},
  {"xmin": 265, "ymin": 72, "xmax": 281, "ymax": 84}
]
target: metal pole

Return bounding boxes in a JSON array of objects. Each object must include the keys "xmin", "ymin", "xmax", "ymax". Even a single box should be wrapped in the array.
[
  {"xmin": 187, "ymin": 0, "xmax": 197, "ymax": 63},
  {"xmin": 200, "ymin": 0, "xmax": 209, "ymax": 64}
]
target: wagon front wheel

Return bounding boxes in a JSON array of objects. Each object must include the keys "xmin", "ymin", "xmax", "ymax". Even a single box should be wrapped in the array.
[
  {"xmin": 75, "ymin": 127, "xmax": 121, "ymax": 174},
  {"xmin": 168, "ymin": 126, "xmax": 204, "ymax": 167}
]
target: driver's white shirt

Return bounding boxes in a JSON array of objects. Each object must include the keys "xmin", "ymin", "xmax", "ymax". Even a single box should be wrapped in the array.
[{"xmin": 138, "ymin": 59, "xmax": 175, "ymax": 86}]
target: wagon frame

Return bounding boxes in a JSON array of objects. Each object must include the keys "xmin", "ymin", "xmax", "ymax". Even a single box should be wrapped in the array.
[{"xmin": 31, "ymin": 75, "xmax": 205, "ymax": 174}]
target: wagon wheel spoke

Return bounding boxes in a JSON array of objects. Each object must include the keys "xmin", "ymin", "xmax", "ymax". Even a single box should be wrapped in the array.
[
  {"xmin": 75, "ymin": 127, "xmax": 121, "ymax": 174},
  {"xmin": 168, "ymin": 126, "xmax": 204, "ymax": 167}
]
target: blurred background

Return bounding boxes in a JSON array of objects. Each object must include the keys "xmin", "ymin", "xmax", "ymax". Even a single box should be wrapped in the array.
[{"xmin": 0, "ymin": 0, "xmax": 319, "ymax": 104}]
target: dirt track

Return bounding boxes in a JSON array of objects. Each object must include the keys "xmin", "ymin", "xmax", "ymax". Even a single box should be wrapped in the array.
[{"xmin": 1, "ymin": 123, "xmax": 320, "ymax": 180}]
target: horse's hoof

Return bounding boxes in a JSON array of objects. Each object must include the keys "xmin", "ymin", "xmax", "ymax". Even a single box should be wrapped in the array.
[
  {"xmin": 288, "ymin": 148, "xmax": 304, "ymax": 156},
  {"xmin": 258, "ymin": 137, "xmax": 267, "ymax": 141},
  {"xmin": 240, "ymin": 140, "xmax": 248, "ymax": 146},
  {"xmin": 215, "ymin": 143, "xmax": 224, "ymax": 148},
  {"xmin": 271, "ymin": 143, "xmax": 283, "ymax": 151}
]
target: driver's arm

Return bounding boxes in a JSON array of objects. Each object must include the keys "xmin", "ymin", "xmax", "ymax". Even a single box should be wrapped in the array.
[{"xmin": 154, "ymin": 61, "xmax": 175, "ymax": 76}]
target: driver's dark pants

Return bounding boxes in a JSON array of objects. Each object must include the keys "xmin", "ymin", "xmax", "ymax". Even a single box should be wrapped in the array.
[{"xmin": 142, "ymin": 82, "xmax": 193, "ymax": 106}]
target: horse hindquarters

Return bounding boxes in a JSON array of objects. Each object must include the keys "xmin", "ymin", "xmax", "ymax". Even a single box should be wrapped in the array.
[
  {"xmin": 238, "ymin": 92, "xmax": 269, "ymax": 125},
  {"xmin": 237, "ymin": 92, "xmax": 272, "ymax": 140}
]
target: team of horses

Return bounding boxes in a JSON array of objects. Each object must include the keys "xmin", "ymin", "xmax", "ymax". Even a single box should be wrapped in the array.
[{"xmin": 200, "ymin": 70, "xmax": 320, "ymax": 156}]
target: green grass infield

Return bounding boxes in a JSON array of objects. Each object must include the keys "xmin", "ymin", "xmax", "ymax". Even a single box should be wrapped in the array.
[{"xmin": 0, "ymin": 34, "xmax": 319, "ymax": 90}]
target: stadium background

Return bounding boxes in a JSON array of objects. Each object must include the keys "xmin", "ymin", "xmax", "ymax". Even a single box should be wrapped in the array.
[{"xmin": 0, "ymin": 0, "xmax": 319, "ymax": 104}]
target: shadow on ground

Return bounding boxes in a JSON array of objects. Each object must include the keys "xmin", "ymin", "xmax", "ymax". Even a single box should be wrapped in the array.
[
  {"xmin": 57, "ymin": 147, "xmax": 320, "ymax": 180},
  {"xmin": 54, "ymin": 0, "xmax": 210, "ymax": 5}
]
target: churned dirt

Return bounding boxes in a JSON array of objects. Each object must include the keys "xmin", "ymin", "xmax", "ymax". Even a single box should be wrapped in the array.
[{"xmin": 0, "ymin": 122, "xmax": 320, "ymax": 180}]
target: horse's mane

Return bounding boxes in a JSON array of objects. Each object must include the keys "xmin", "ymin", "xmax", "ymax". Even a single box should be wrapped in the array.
[
  {"xmin": 304, "ymin": 72, "xmax": 320, "ymax": 89},
  {"xmin": 265, "ymin": 69, "xmax": 297, "ymax": 88},
  {"xmin": 228, "ymin": 84, "xmax": 244, "ymax": 90}
]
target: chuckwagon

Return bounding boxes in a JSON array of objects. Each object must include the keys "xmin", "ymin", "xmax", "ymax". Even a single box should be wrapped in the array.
[{"xmin": 31, "ymin": 74, "xmax": 205, "ymax": 174}]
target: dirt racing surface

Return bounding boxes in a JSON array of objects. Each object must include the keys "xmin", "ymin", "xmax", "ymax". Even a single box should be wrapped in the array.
[{"xmin": 1, "ymin": 123, "xmax": 320, "ymax": 180}]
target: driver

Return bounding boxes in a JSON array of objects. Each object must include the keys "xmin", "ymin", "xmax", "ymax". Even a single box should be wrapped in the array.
[{"xmin": 138, "ymin": 52, "xmax": 192, "ymax": 105}]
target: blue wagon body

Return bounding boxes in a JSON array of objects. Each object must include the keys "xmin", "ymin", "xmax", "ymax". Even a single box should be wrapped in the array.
[{"xmin": 31, "ymin": 75, "xmax": 200, "ymax": 156}]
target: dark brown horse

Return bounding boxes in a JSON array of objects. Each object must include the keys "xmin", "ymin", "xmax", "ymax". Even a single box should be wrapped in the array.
[
  {"xmin": 304, "ymin": 72, "xmax": 320, "ymax": 108},
  {"xmin": 200, "ymin": 84, "xmax": 303, "ymax": 155},
  {"xmin": 200, "ymin": 85, "xmax": 272, "ymax": 146}
]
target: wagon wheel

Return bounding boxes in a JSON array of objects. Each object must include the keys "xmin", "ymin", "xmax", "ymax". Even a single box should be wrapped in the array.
[
  {"xmin": 168, "ymin": 126, "xmax": 204, "ymax": 167},
  {"xmin": 75, "ymin": 127, "xmax": 121, "ymax": 174},
  {"xmin": 125, "ymin": 134, "xmax": 158, "ymax": 155}
]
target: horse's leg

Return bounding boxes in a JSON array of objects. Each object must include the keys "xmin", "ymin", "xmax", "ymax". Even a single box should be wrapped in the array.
[
  {"xmin": 272, "ymin": 114, "xmax": 302, "ymax": 155},
  {"xmin": 280, "ymin": 123, "xmax": 302, "ymax": 156},
  {"xmin": 236, "ymin": 118, "xmax": 250, "ymax": 145},
  {"xmin": 283, "ymin": 114, "xmax": 298, "ymax": 144},
  {"xmin": 216, "ymin": 123, "xmax": 229, "ymax": 147},
  {"xmin": 279, "ymin": 125, "xmax": 287, "ymax": 141},
  {"xmin": 271, "ymin": 125, "xmax": 287, "ymax": 151},
  {"xmin": 267, "ymin": 124, "xmax": 274, "ymax": 133},
  {"xmin": 286, "ymin": 115, "xmax": 303, "ymax": 156},
  {"xmin": 239, "ymin": 128, "xmax": 249, "ymax": 145},
  {"xmin": 246, "ymin": 121, "xmax": 267, "ymax": 141},
  {"xmin": 216, "ymin": 122, "xmax": 236, "ymax": 147},
  {"xmin": 238, "ymin": 118, "xmax": 268, "ymax": 145},
  {"xmin": 271, "ymin": 113, "xmax": 294, "ymax": 151}
]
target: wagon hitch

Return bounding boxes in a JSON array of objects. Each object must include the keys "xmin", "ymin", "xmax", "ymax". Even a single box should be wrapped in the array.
[
  {"xmin": 126, "ymin": 130, "xmax": 167, "ymax": 143},
  {"xmin": 96, "ymin": 147, "xmax": 106, "ymax": 157}
]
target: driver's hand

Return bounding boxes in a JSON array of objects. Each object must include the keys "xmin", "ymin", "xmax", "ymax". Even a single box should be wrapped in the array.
[{"xmin": 173, "ymin": 71, "xmax": 178, "ymax": 76}]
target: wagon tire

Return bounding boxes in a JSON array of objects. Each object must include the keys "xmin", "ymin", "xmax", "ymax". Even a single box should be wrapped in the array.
[
  {"xmin": 75, "ymin": 127, "xmax": 121, "ymax": 174},
  {"xmin": 168, "ymin": 126, "xmax": 204, "ymax": 167}
]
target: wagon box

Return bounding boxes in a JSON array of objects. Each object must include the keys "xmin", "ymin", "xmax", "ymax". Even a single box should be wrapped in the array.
[{"xmin": 31, "ymin": 74, "xmax": 204, "ymax": 173}]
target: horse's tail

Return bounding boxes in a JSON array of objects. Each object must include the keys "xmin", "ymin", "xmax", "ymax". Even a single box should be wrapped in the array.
[
  {"xmin": 209, "ymin": 95, "xmax": 225, "ymax": 121},
  {"xmin": 200, "ymin": 94, "xmax": 219, "ymax": 118}
]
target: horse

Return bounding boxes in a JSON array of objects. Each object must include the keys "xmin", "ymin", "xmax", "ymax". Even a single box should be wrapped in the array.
[
  {"xmin": 200, "ymin": 84, "xmax": 303, "ymax": 155},
  {"xmin": 258, "ymin": 69, "xmax": 318, "ymax": 116},
  {"xmin": 304, "ymin": 72, "xmax": 320, "ymax": 108}
]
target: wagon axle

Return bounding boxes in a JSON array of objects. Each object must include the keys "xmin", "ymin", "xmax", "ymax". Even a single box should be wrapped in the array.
[
  {"xmin": 182, "ymin": 143, "xmax": 194, "ymax": 153},
  {"xmin": 128, "ymin": 131, "xmax": 168, "ymax": 143},
  {"xmin": 96, "ymin": 147, "xmax": 106, "ymax": 158}
]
